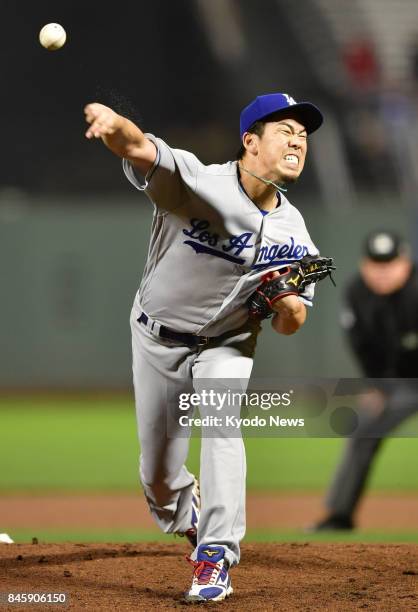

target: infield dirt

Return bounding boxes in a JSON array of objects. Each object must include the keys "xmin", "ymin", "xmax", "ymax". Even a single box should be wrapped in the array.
[
  {"xmin": 1, "ymin": 492, "xmax": 418, "ymax": 531},
  {"xmin": 1, "ymin": 542, "xmax": 417, "ymax": 611}
]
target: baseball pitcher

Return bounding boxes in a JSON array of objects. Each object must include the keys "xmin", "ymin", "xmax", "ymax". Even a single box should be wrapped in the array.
[{"xmin": 84, "ymin": 92, "xmax": 333, "ymax": 602}]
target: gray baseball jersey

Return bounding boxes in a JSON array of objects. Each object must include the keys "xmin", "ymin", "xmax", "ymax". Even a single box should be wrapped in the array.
[{"xmin": 123, "ymin": 134, "xmax": 318, "ymax": 336}]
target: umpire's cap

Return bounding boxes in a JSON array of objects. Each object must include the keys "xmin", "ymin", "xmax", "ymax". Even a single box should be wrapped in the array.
[
  {"xmin": 240, "ymin": 93, "xmax": 323, "ymax": 138},
  {"xmin": 364, "ymin": 230, "xmax": 408, "ymax": 262}
]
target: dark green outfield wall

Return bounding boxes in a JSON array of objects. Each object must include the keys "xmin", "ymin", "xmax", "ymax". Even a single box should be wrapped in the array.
[{"xmin": 0, "ymin": 195, "xmax": 411, "ymax": 387}]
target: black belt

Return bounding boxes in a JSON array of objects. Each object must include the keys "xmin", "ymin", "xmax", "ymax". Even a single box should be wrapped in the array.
[{"xmin": 137, "ymin": 313, "xmax": 209, "ymax": 347}]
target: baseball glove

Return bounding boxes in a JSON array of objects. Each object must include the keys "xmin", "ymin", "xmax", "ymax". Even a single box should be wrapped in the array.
[{"xmin": 247, "ymin": 255, "xmax": 335, "ymax": 319}]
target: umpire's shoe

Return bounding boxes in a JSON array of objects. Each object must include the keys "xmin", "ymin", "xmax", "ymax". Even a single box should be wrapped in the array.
[
  {"xmin": 176, "ymin": 478, "xmax": 200, "ymax": 548},
  {"xmin": 185, "ymin": 544, "xmax": 233, "ymax": 602},
  {"xmin": 306, "ymin": 514, "xmax": 354, "ymax": 533}
]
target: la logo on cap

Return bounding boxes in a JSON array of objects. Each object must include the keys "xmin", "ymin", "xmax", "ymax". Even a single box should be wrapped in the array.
[{"xmin": 284, "ymin": 94, "xmax": 296, "ymax": 105}]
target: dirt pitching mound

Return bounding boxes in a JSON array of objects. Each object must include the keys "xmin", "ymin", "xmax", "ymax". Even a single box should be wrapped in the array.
[{"xmin": 1, "ymin": 542, "xmax": 417, "ymax": 611}]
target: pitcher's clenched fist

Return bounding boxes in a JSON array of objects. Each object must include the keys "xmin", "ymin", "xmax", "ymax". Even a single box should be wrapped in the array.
[
  {"xmin": 84, "ymin": 103, "xmax": 122, "ymax": 139},
  {"xmin": 83, "ymin": 102, "xmax": 156, "ymax": 173}
]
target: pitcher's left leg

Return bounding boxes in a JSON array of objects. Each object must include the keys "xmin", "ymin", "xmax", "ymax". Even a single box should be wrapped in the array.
[{"xmin": 191, "ymin": 345, "xmax": 253, "ymax": 568}]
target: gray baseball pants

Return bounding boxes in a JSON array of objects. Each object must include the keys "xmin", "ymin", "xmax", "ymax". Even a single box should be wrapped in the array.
[{"xmin": 130, "ymin": 298, "xmax": 260, "ymax": 567}]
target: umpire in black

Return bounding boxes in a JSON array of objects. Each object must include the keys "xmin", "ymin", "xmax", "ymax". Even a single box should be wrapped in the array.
[{"xmin": 310, "ymin": 229, "xmax": 418, "ymax": 531}]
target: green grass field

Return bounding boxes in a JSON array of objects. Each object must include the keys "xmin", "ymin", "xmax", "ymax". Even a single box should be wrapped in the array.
[
  {"xmin": 0, "ymin": 395, "xmax": 416, "ymax": 492},
  {"xmin": 1, "ymin": 396, "xmax": 417, "ymax": 544},
  {"xmin": 8, "ymin": 528, "xmax": 418, "ymax": 544}
]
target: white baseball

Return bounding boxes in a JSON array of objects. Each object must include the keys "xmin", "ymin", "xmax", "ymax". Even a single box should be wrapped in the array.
[{"xmin": 39, "ymin": 23, "xmax": 67, "ymax": 51}]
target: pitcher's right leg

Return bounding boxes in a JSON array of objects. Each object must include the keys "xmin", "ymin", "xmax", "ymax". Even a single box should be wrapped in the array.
[{"xmin": 130, "ymin": 309, "xmax": 197, "ymax": 535}]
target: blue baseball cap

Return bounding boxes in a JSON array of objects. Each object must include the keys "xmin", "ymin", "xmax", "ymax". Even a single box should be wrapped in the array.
[{"xmin": 240, "ymin": 93, "xmax": 323, "ymax": 138}]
